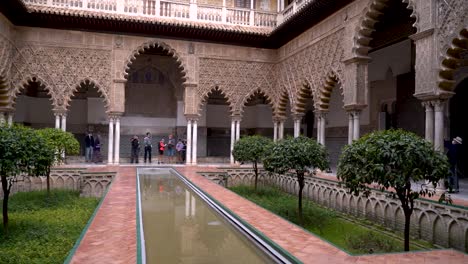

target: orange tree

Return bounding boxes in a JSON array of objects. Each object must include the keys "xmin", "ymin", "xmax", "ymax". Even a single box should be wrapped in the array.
[
  {"xmin": 37, "ymin": 128, "xmax": 79, "ymax": 194},
  {"xmin": 232, "ymin": 135, "xmax": 273, "ymax": 191},
  {"xmin": 0, "ymin": 125, "xmax": 54, "ymax": 235},
  {"xmin": 337, "ymin": 129, "xmax": 449, "ymax": 251},
  {"xmin": 263, "ymin": 136, "xmax": 328, "ymax": 223}
]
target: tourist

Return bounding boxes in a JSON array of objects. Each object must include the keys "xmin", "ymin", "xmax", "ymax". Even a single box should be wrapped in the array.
[
  {"xmin": 445, "ymin": 136, "xmax": 462, "ymax": 192},
  {"xmin": 144, "ymin": 132, "xmax": 152, "ymax": 163},
  {"xmin": 176, "ymin": 139, "xmax": 184, "ymax": 164},
  {"xmin": 93, "ymin": 133, "xmax": 102, "ymax": 163},
  {"xmin": 166, "ymin": 134, "xmax": 175, "ymax": 163},
  {"xmin": 158, "ymin": 138, "xmax": 166, "ymax": 164},
  {"xmin": 131, "ymin": 135, "xmax": 140, "ymax": 164},
  {"xmin": 84, "ymin": 132, "xmax": 94, "ymax": 163},
  {"xmin": 182, "ymin": 140, "xmax": 187, "ymax": 163}
]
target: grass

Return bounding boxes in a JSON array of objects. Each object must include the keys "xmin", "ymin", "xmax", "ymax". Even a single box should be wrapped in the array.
[
  {"xmin": 230, "ymin": 185, "xmax": 433, "ymax": 254},
  {"xmin": 0, "ymin": 190, "xmax": 99, "ymax": 264}
]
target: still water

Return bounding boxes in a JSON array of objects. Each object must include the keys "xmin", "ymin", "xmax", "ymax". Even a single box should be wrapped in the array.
[{"xmin": 138, "ymin": 169, "xmax": 274, "ymax": 264}]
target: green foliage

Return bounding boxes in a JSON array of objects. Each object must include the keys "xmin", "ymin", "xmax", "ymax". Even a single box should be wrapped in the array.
[
  {"xmin": 233, "ymin": 135, "xmax": 273, "ymax": 190},
  {"xmin": 345, "ymin": 231, "xmax": 400, "ymax": 254},
  {"xmin": 36, "ymin": 128, "xmax": 80, "ymax": 163},
  {"xmin": 337, "ymin": 129, "xmax": 449, "ymax": 197},
  {"xmin": 263, "ymin": 136, "xmax": 328, "ymax": 175},
  {"xmin": 0, "ymin": 190, "xmax": 99, "ymax": 264},
  {"xmin": 337, "ymin": 129, "xmax": 450, "ymax": 251},
  {"xmin": 230, "ymin": 185, "xmax": 428, "ymax": 254},
  {"xmin": 232, "ymin": 135, "xmax": 272, "ymax": 164},
  {"xmin": 0, "ymin": 125, "xmax": 52, "ymax": 178}
]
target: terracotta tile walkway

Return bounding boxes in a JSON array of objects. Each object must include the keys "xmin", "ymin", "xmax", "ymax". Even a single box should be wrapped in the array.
[
  {"xmin": 70, "ymin": 166, "xmax": 136, "ymax": 264},
  {"xmin": 69, "ymin": 165, "xmax": 467, "ymax": 264}
]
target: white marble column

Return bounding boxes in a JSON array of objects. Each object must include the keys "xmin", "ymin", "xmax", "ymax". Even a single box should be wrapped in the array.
[
  {"xmin": 423, "ymin": 101, "xmax": 435, "ymax": 144},
  {"xmin": 293, "ymin": 116, "xmax": 301, "ymax": 138},
  {"xmin": 273, "ymin": 120, "xmax": 278, "ymax": 142},
  {"xmin": 0, "ymin": 112, "xmax": 5, "ymax": 126},
  {"xmin": 434, "ymin": 101, "xmax": 445, "ymax": 151},
  {"xmin": 230, "ymin": 119, "xmax": 235, "ymax": 164},
  {"xmin": 186, "ymin": 119, "xmax": 192, "ymax": 165},
  {"xmin": 108, "ymin": 117, "xmax": 114, "ymax": 164},
  {"xmin": 55, "ymin": 113, "xmax": 61, "ymax": 129},
  {"xmin": 353, "ymin": 111, "xmax": 360, "ymax": 140},
  {"xmin": 278, "ymin": 120, "xmax": 284, "ymax": 140},
  {"xmin": 316, "ymin": 115, "xmax": 321, "ymax": 143},
  {"xmin": 7, "ymin": 113, "xmax": 13, "ymax": 126},
  {"xmin": 192, "ymin": 119, "xmax": 198, "ymax": 165},
  {"xmin": 348, "ymin": 112, "xmax": 354, "ymax": 144},
  {"xmin": 320, "ymin": 113, "xmax": 326, "ymax": 146},
  {"xmin": 235, "ymin": 119, "xmax": 240, "ymax": 142},
  {"xmin": 114, "ymin": 116, "xmax": 121, "ymax": 164},
  {"xmin": 185, "ymin": 190, "xmax": 190, "ymax": 218},
  {"xmin": 61, "ymin": 113, "xmax": 67, "ymax": 132}
]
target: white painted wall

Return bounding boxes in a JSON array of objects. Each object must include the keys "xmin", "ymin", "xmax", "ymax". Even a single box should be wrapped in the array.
[
  {"xmin": 13, "ymin": 96, "xmax": 54, "ymax": 125},
  {"xmin": 369, "ymin": 39, "xmax": 412, "ymax": 82}
]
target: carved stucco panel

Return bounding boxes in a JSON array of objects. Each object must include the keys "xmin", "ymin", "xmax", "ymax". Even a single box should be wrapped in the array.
[
  {"xmin": 198, "ymin": 58, "xmax": 276, "ymax": 116},
  {"xmin": 9, "ymin": 44, "xmax": 112, "ymax": 109},
  {"xmin": 437, "ymin": 0, "xmax": 468, "ymax": 57}
]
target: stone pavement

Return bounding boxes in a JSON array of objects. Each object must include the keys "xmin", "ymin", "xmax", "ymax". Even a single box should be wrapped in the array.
[{"xmin": 68, "ymin": 165, "xmax": 468, "ymax": 264}]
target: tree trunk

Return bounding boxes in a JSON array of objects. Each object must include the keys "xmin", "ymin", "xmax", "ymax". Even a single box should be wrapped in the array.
[
  {"xmin": 297, "ymin": 172, "xmax": 305, "ymax": 225},
  {"xmin": 1, "ymin": 175, "xmax": 10, "ymax": 235},
  {"xmin": 253, "ymin": 161, "xmax": 258, "ymax": 191},
  {"xmin": 47, "ymin": 174, "xmax": 50, "ymax": 195},
  {"xmin": 403, "ymin": 207, "xmax": 412, "ymax": 251}
]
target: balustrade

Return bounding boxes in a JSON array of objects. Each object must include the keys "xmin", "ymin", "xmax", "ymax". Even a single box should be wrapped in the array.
[{"xmin": 22, "ymin": 0, "xmax": 311, "ymax": 28}]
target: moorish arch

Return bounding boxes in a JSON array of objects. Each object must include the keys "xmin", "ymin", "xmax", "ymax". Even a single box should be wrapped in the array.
[
  {"xmin": 12, "ymin": 76, "xmax": 55, "ymax": 129},
  {"xmin": 123, "ymin": 40, "xmax": 188, "ymax": 82},
  {"xmin": 67, "ymin": 79, "xmax": 110, "ymax": 159},
  {"xmin": 438, "ymin": 27, "xmax": 468, "ymax": 93},
  {"xmin": 353, "ymin": 0, "xmax": 419, "ymax": 58},
  {"xmin": 238, "ymin": 88, "xmax": 275, "ymax": 138},
  {"xmin": 201, "ymin": 86, "xmax": 233, "ymax": 159}
]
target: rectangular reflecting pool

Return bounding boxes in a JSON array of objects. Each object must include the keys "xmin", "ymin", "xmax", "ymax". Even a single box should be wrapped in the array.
[{"xmin": 137, "ymin": 168, "xmax": 288, "ymax": 264}]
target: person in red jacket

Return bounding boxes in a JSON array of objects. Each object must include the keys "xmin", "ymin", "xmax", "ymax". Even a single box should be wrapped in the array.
[{"xmin": 158, "ymin": 138, "xmax": 166, "ymax": 164}]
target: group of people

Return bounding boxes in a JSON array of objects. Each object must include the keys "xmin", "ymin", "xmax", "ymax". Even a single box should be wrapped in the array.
[
  {"xmin": 130, "ymin": 133, "xmax": 186, "ymax": 164},
  {"xmin": 84, "ymin": 132, "xmax": 103, "ymax": 163}
]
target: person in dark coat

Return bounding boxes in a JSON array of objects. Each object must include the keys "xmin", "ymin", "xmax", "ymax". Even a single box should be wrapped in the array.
[
  {"xmin": 131, "ymin": 135, "xmax": 140, "ymax": 164},
  {"xmin": 93, "ymin": 133, "xmax": 103, "ymax": 163},
  {"xmin": 445, "ymin": 136, "xmax": 462, "ymax": 192},
  {"xmin": 84, "ymin": 132, "xmax": 94, "ymax": 163}
]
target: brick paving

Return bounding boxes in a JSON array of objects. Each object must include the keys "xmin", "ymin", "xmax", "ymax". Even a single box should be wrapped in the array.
[
  {"xmin": 69, "ymin": 165, "xmax": 468, "ymax": 264},
  {"xmin": 70, "ymin": 166, "xmax": 136, "ymax": 264}
]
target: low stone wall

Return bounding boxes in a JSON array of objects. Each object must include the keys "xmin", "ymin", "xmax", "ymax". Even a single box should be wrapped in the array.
[
  {"xmin": 0, "ymin": 168, "xmax": 115, "ymax": 198},
  {"xmin": 217, "ymin": 168, "xmax": 468, "ymax": 253},
  {"xmin": 80, "ymin": 172, "xmax": 115, "ymax": 198}
]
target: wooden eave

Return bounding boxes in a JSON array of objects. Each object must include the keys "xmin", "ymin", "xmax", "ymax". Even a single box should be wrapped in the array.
[{"xmin": 1, "ymin": 0, "xmax": 354, "ymax": 49}]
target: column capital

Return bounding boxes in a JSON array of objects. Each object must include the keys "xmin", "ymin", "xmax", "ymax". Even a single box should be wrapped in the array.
[
  {"xmin": 344, "ymin": 104, "xmax": 366, "ymax": 112},
  {"xmin": 231, "ymin": 114, "xmax": 242, "ymax": 122},
  {"xmin": 52, "ymin": 108, "xmax": 67, "ymax": 116},
  {"xmin": 108, "ymin": 112, "xmax": 123, "ymax": 120},
  {"xmin": 314, "ymin": 110, "xmax": 328, "ymax": 118},
  {"xmin": 291, "ymin": 113, "xmax": 304, "ymax": 121},
  {"xmin": 185, "ymin": 114, "xmax": 200, "ymax": 122}
]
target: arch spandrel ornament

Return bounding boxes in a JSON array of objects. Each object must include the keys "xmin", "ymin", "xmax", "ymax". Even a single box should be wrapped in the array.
[
  {"xmin": 198, "ymin": 57, "xmax": 276, "ymax": 116},
  {"xmin": 8, "ymin": 43, "xmax": 112, "ymax": 110}
]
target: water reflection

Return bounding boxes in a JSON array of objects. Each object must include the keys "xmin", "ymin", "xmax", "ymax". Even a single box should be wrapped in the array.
[{"xmin": 139, "ymin": 170, "xmax": 272, "ymax": 264}]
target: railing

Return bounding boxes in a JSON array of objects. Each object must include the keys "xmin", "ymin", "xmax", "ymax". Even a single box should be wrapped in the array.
[{"xmin": 22, "ymin": 0, "xmax": 315, "ymax": 28}]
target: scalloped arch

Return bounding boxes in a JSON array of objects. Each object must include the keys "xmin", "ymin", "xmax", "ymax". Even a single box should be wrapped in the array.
[
  {"xmin": 238, "ymin": 88, "xmax": 274, "ymax": 114},
  {"xmin": 67, "ymin": 78, "xmax": 111, "ymax": 110},
  {"xmin": 274, "ymin": 88, "xmax": 292, "ymax": 118},
  {"xmin": 294, "ymin": 80, "xmax": 317, "ymax": 114},
  {"xmin": 438, "ymin": 27, "xmax": 468, "ymax": 92},
  {"xmin": 10, "ymin": 75, "xmax": 56, "ymax": 108},
  {"xmin": 198, "ymin": 86, "xmax": 234, "ymax": 115},
  {"xmin": 124, "ymin": 40, "xmax": 188, "ymax": 84},
  {"xmin": 317, "ymin": 71, "xmax": 343, "ymax": 111},
  {"xmin": 353, "ymin": 0, "xmax": 419, "ymax": 57}
]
